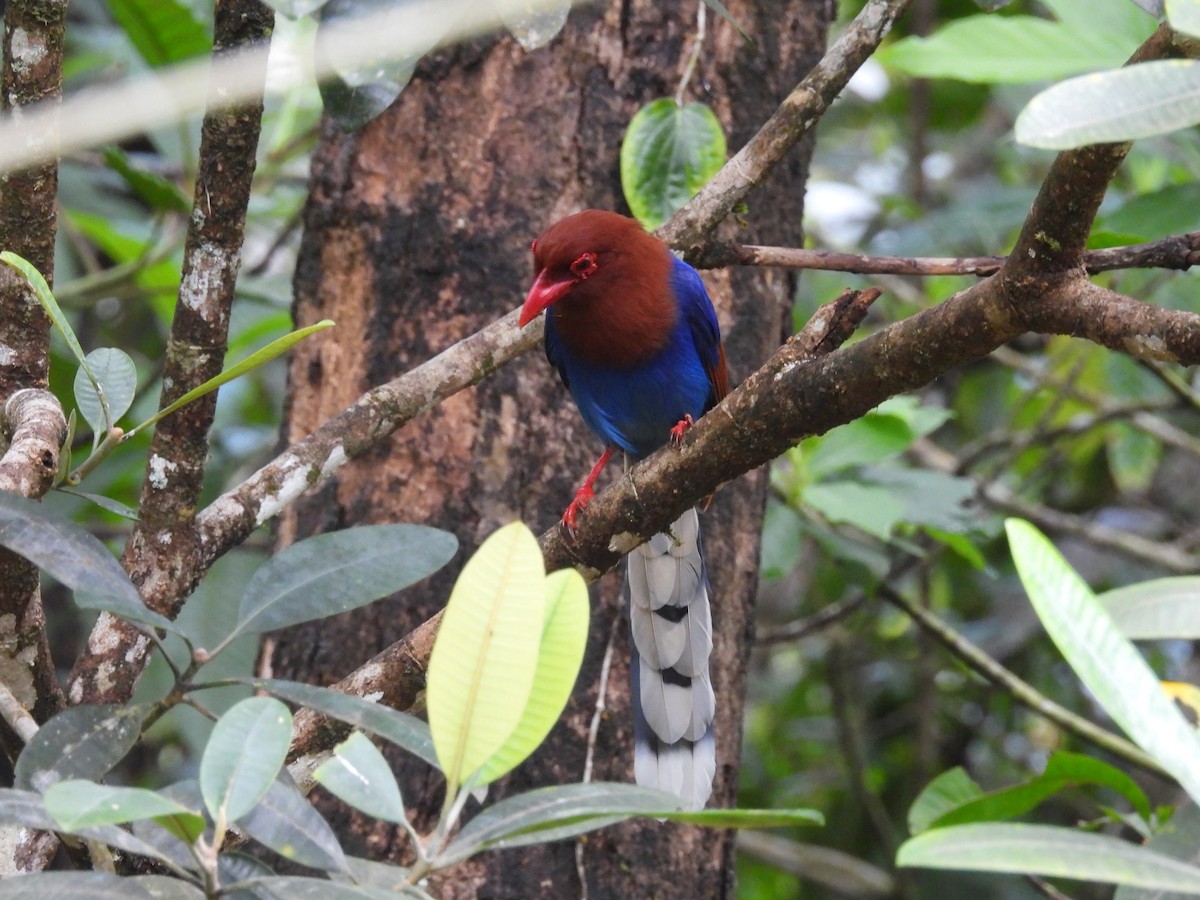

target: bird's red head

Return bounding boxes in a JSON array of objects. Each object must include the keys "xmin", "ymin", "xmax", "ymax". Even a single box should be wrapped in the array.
[{"xmin": 518, "ymin": 210, "xmax": 655, "ymax": 328}]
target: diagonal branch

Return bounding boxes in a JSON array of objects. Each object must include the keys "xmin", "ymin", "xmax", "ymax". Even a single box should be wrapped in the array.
[{"xmin": 658, "ymin": 0, "xmax": 914, "ymax": 256}]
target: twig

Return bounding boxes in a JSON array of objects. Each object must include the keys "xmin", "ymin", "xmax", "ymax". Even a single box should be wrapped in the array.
[
  {"xmin": 756, "ymin": 592, "xmax": 867, "ymax": 644},
  {"xmin": 698, "ymin": 231, "xmax": 1200, "ymax": 276}
]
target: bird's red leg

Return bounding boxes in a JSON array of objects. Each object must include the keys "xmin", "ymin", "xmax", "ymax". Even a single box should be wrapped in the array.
[
  {"xmin": 669, "ymin": 414, "xmax": 695, "ymax": 448},
  {"xmin": 562, "ymin": 447, "xmax": 614, "ymax": 534}
]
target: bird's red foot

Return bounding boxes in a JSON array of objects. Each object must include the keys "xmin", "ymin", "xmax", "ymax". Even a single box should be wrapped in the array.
[
  {"xmin": 669, "ymin": 414, "xmax": 695, "ymax": 448},
  {"xmin": 561, "ymin": 485, "xmax": 596, "ymax": 537}
]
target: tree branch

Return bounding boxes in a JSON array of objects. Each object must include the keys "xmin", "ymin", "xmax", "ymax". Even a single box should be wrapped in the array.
[
  {"xmin": 68, "ymin": 0, "xmax": 274, "ymax": 706},
  {"xmin": 0, "ymin": 389, "xmax": 65, "ymax": 498}
]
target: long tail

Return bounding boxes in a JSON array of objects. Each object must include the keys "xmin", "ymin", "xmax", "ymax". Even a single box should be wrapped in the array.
[{"xmin": 626, "ymin": 506, "xmax": 716, "ymax": 810}]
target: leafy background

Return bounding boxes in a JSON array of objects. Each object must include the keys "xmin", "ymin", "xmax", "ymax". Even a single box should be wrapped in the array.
[{"xmin": 23, "ymin": 0, "xmax": 1200, "ymax": 896}]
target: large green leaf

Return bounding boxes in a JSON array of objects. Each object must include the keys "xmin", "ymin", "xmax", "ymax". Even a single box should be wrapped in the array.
[
  {"xmin": 897, "ymin": 823, "xmax": 1200, "ymax": 892},
  {"xmin": 880, "ymin": 13, "xmax": 1151, "ymax": 84},
  {"xmin": 1099, "ymin": 577, "xmax": 1200, "ymax": 639},
  {"xmin": 1006, "ymin": 519, "xmax": 1200, "ymax": 804},
  {"xmin": 109, "ymin": 0, "xmax": 211, "ymax": 67},
  {"xmin": 199, "ymin": 697, "xmax": 292, "ymax": 823},
  {"xmin": 74, "ymin": 347, "xmax": 138, "ymax": 440},
  {"xmin": 225, "ymin": 524, "xmax": 457, "ymax": 644},
  {"xmin": 237, "ymin": 775, "xmax": 349, "ymax": 873},
  {"xmin": 441, "ymin": 782, "xmax": 822, "ymax": 865},
  {"xmin": 314, "ymin": 732, "xmax": 406, "ymax": 824},
  {"xmin": 471, "ymin": 567, "xmax": 589, "ymax": 785},
  {"xmin": 1016, "ymin": 60, "xmax": 1200, "ymax": 149},
  {"xmin": 620, "ymin": 99, "xmax": 726, "ymax": 231},
  {"xmin": 426, "ymin": 522, "xmax": 545, "ymax": 790},
  {"xmin": 248, "ymin": 678, "xmax": 438, "ymax": 769},
  {"xmin": 44, "ymin": 780, "xmax": 204, "ymax": 839},
  {"xmin": 805, "ymin": 414, "xmax": 916, "ymax": 480},
  {"xmin": 15, "ymin": 704, "xmax": 147, "ymax": 792},
  {"xmin": 220, "ymin": 879, "xmax": 383, "ymax": 900}
]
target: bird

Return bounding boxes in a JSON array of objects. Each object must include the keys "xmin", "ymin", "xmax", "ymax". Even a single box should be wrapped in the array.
[{"xmin": 518, "ymin": 209, "xmax": 728, "ymax": 810}]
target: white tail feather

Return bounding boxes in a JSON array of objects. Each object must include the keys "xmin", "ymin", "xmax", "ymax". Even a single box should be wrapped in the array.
[{"xmin": 627, "ymin": 507, "xmax": 715, "ymax": 810}]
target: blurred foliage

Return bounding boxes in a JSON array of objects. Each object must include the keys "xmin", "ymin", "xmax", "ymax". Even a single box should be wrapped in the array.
[
  {"xmin": 25, "ymin": 0, "xmax": 1200, "ymax": 896},
  {"xmin": 740, "ymin": 0, "xmax": 1200, "ymax": 897}
]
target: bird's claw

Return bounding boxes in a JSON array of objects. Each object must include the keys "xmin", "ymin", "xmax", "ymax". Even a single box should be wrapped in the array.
[
  {"xmin": 560, "ymin": 486, "xmax": 595, "ymax": 538},
  {"xmin": 669, "ymin": 414, "xmax": 695, "ymax": 448}
]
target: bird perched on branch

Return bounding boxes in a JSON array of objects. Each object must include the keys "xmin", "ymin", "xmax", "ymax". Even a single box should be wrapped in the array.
[{"xmin": 518, "ymin": 209, "xmax": 728, "ymax": 810}]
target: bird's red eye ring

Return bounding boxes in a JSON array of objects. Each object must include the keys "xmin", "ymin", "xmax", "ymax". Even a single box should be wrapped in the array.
[
  {"xmin": 530, "ymin": 239, "xmax": 537, "ymax": 254},
  {"xmin": 570, "ymin": 252, "xmax": 598, "ymax": 279}
]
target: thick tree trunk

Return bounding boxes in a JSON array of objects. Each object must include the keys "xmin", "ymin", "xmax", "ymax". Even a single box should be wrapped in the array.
[{"xmin": 272, "ymin": 1, "xmax": 828, "ymax": 895}]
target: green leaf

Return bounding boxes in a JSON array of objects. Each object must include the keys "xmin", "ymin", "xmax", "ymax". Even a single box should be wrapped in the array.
[
  {"xmin": 0, "ymin": 787, "xmax": 187, "ymax": 870},
  {"xmin": 805, "ymin": 414, "xmax": 916, "ymax": 480},
  {"xmin": 0, "ymin": 491, "xmax": 167, "ymax": 628},
  {"xmin": 911, "ymin": 753, "xmax": 1151, "ymax": 834},
  {"xmin": 1168, "ymin": 0, "xmax": 1200, "ymax": 38},
  {"xmin": 908, "ymin": 767, "xmax": 982, "ymax": 835},
  {"xmin": 441, "ymin": 782, "xmax": 821, "ymax": 865},
  {"xmin": 1099, "ymin": 577, "xmax": 1200, "ymax": 639},
  {"xmin": 44, "ymin": 780, "xmax": 203, "ymax": 838},
  {"xmin": 880, "ymin": 15, "xmax": 1151, "ymax": 84},
  {"xmin": 237, "ymin": 775, "xmax": 349, "ymax": 873},
  {"xmin": 924, "ymin": 527, "xmax": 988, "ymax": 570},
  {"xmin": 74, "ymin": 347, "xmax": 138, "ymax": 441},
  {"xmin": 472, "ymin": 567, "xmax": 590, "ymax": 786},
  {"xmin": 109, "ymin": 0, "xmax": 211, "ymax": 67},
  {"xmin": 862, "ymin": 468, "xmax": 978, "ymax": 534},
  {"xmin": 1106, "ymin": 422, "xmax": 1161, "ymax": 494},
  {"xmin": 621, "ymin": 99, "xmax": 726, "ymax": 231},
  {"xmin": 804, "ymin": 481, "xmax": 907, "ymax": 540},
  {"xmin": 102, "ymin": 146, "xmax": 190, "ymax": 213},
  {"xmin": 1005, "ymin": 519, "xmax": 1200, "ymax": 804},
  {"xmin": 199, "ymin": 697, "xmax": 293, "ymax": 823},
  {"xmin": 897, "ymin": 823, "xmax": 1200, "ymax": 892},
  {"xmin": 248, "ymin": 678, "xmax": 438, "ymax": 769},
  {"xmin": 225, "ymin": 524, "xmax": 456, "ymax": 645},
  {"xmin": 1016, "ymin": 60, "xmax": 1200, "ymax": 149},
  {"xmin": 314, "ymin": 733, "xmax": 406, "ymax": 823},
  {"xmin": 15, "ymin": 704, "xmax": 147, "ymax": 792},
  {"xmin": 427, "ymin": 522, "xmax": 546, "ymax": 790},
  {"xmin": 1102, "ymin": 184, "xmax": 1200, "ymax": 240},
  {"xmin": 127, "ymin": 320, "xmax": 335, "ymax": 439},
  {"xmin": 499, "ymin": 0, "xmax": 570, "ymax": 50},
  {"xmin": 0, "ymin": 873, "xmax": 155, "ymax": 899}
]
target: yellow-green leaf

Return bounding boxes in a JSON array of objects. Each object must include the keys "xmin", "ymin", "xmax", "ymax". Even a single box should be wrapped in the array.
[
  {"xmin": 427, "ymin": 522, "xmax": 546, "ymax": 791},
  {"xmin": 472, "ymin": 568, "xmax": 589, "ymax": 786}
]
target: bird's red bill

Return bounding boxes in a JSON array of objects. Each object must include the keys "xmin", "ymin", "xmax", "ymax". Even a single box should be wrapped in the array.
[{"xmin": 519, "ymin": 269, "xmax": 574, "ymax": 327}]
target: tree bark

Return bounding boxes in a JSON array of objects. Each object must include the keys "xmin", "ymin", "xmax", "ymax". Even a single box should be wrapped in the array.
[{"xmin": 271, "ymin": 1, "xmax": 830, "ymax": 895}]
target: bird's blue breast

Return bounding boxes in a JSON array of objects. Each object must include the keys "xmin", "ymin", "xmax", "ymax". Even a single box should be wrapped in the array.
[{"xmin": 545, "ymin": 256, "xmax": 719, "ymax": 460}]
